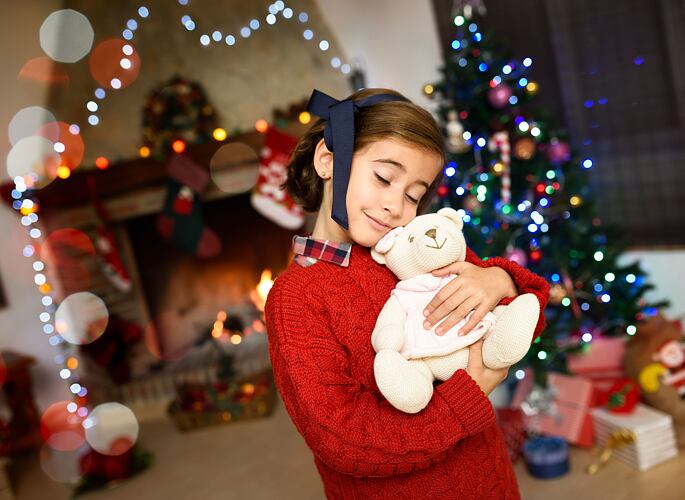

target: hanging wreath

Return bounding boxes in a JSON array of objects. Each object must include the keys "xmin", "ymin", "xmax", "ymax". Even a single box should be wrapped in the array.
[{"xmin": 141, "ymin": 75, "xmax": 218, "ymax": 156}]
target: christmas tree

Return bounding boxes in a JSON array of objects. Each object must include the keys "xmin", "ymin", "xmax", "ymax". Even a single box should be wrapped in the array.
[{"xmin": 427, "ymin": 13, "xmax": 667, "ymax": 382}]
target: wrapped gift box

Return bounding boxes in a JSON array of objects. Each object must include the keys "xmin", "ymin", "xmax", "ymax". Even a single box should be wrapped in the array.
[
  {"xmin": 591, "ymin": 403, "xmax": 679, "ymax": 471},
  {"xmin": 567, "ymin": 337, "xmax": 627, "ymax": 392},
  {"xmin": 512, "ymin": 369, "xmax": 595, "ymax": 447}
]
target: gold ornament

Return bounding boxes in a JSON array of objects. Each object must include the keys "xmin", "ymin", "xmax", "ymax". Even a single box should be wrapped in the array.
[{"xmin": 514, "ymin": 137, "xmax": 536, "ymax": 160}]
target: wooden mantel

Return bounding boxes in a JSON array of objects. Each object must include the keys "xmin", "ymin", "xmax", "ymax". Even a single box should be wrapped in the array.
[{"xmin": 1, "ymin": 122, "xmax": 309, "ymax": 228}]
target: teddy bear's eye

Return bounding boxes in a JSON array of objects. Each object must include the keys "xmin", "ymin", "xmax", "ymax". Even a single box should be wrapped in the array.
[{"xmin": 408, "ymin": 235, "xmax": 414, "ymax": 243}]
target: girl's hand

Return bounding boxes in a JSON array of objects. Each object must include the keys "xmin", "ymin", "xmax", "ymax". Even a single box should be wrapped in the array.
[
  {"xmin": 464, "ymin": 340, "xmax": 509, "ymax": 395},
  {"xmin": 423, "ymin": 261, "xmax": 516, "ymax": 336}
]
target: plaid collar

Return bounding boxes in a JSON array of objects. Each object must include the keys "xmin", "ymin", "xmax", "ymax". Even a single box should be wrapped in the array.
[{"xmin": 292, "ymin": 235, "xmax": 352, "ymax": 268}]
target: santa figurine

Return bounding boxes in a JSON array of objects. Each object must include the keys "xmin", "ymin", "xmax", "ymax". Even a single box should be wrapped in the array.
[{"xmin": 653, "ymin": 339, "xmax": 685, "ymax": 396}]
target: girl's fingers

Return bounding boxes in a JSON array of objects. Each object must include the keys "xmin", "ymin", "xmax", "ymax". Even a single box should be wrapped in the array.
[
  {"xmin": 457, "ymin": 304, "xmax": 489, "ymax": 336},
  {"xmin": 431, "ymin": 261, "xmax": 470, "ymax": 276},
  {"xmin": 425, "ymin": 288, "xmax": 470, "ymax": 329},
  {"xmin": 436, "ymin": 296, "xmax": 479, "ymax": 335},
  {"xmin": 424, "ymin": 279, "xmax": 465, "ymax": 323}
]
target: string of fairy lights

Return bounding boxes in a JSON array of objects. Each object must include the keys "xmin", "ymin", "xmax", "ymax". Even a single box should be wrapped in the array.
[{"xmin": 10, "ymin": 0, "xmax": 351, "ymax": 424}]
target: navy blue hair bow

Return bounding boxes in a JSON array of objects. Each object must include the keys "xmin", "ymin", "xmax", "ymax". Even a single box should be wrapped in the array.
[{"xmin": 306, "ymin": 89, "xmax": 408, "ymax": 230}]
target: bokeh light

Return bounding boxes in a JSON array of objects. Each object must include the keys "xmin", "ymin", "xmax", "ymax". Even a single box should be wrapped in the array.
[
  {"xmin": 54, "ymin": 292, "xmax": 109, "ymax": 345},
  {"xmin": 95, "ymin": 156, "xmax": 109, "ymax": 170},
  {"xmin": 19, "ymin": 57, "xmax": 70, "ymax": 86},
  {"xmin": 40, "ymin": 443, "xmax": 89, "ymax": 484},
  {"xmin": 212, "ymin": 128, "xmax": 227, "ymax": 141},
  {"xmin": 40, "ymin": 9, "xmax": 94, "ymax": 63},
  {"xmin": 172, "ymin": 139, "xmax": 186, "ymax": 153},
  {"xmin": 36, "ymin": 121, "xmax": 85, "ymax": 169},
  {"xmin": 84, "ymin": 402, "xmax": 139, "ymax": 456},
  {"xmin": 40, "ymin": 401, "xmax": 86, "ymax": 451},
  {"xmin": 89, "ymin": 39, "xmax": 141, "ymax": 89},
  {"xmin": 8, "ymin": 106, "xmax": 58, "ymax": 145},
  {"xmin": 6, "ymin": 135, "xmax": 60, "ymax": 186},
  {"xmin": 255, "ymin": 119, "xmax": 269, "ymax": 133},
  {"xmin": 209, "ymin": 143, "xmax": 260, "ymax": 194}
]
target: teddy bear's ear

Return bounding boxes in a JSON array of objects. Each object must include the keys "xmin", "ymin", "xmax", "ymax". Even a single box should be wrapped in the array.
[
  {"xmin": 371, "ymin": 226, "xmax": 404, "ymax": 264},
  {"xmin": 370, "ymin": 248, "xmax": 387, "ymax": 265},
  {"xmin": 437, "ymin": 207, "xmax": 463, "ymax": 230}
]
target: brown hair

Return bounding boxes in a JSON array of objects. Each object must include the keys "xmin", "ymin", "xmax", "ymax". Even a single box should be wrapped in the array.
[{"xmin": 282, "ymin": 88, "xmax": 445, "ymax": 216}]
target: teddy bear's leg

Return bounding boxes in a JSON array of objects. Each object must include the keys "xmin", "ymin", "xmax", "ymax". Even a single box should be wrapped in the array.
[
  {"xmin": 423, "ymin": 348, "xmax": 470, "ymax": 381},
  {"xmin": 371, "ymin": 296, "xmax": 407, "ymax": 352},
  {"xmin": 482, "ymin": 293, "xmax": 539, "ymax": 369},
  {"xmin": 374, "ymin": 350, "xmax": 434, "ymax": 414}
]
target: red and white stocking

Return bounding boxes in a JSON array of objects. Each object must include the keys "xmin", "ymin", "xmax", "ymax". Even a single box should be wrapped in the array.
[{"xmin": 250, "ymin": 128, "xmax": 304, "ymax": 230}]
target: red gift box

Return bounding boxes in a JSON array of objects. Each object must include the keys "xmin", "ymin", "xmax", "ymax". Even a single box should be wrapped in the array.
[
  {"xmin": 567, "ymin": 337, "xmax": 627, "ymax": 392},
  {"xmin": 512, "ymin": 369, "xmax": 595, "ymax": 447}
]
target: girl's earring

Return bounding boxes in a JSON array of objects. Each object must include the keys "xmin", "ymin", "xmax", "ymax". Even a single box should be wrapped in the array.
[{"xmin": 320, "ymin": 171, "xmax": 329, "ymax": 179}]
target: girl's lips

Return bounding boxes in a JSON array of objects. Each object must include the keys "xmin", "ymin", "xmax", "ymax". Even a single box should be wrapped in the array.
[{"xmin": 365, "ymin": 212, "xmax": 390, "ymax": 231}]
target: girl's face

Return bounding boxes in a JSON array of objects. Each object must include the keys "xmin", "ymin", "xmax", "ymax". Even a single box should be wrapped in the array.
[{"xmin": 313, "ymin": 137, "xmax": 443, "ymax": 247}]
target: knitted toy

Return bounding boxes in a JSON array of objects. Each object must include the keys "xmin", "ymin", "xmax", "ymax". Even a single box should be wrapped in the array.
[
  {"xmin": 370, "ymin": 207, "xmax": 540, "ymax": 413},
  {"xmin": 624, "ymin": 313, "xmax": 685, "ymax": 447}
]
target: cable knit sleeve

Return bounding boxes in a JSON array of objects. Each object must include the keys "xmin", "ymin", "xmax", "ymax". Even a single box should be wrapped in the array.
[
  {"xmin": 265, "ymin": 274, "xmax": 496, "ymax": 478},
  {"xmin": 465, "ymin": 246, "xmax": 550, "ymax": 339}
]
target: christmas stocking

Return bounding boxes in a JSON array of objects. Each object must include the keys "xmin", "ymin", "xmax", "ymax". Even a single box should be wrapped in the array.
[
  {"xmin": 87, "ymin": 175, "xmax": 133, "ymax": 293},
  {"xmin": 250, "ymin": 127, "xmax": 304, "ymax": 229},
  {"xmin": 156, "ymin": 154, "xmax": 222, "ymax": 258}
]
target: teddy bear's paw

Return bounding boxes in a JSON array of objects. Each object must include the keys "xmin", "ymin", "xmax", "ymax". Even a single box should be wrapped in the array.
[
  {"xmin": 374, "ymin": 350, "xmax": 434, "ymax": 413},
  {"xmin": 424, "ymin": 348, "xmax": 469, "ymax": 381},
  {"xmin": 483, "ymin": 294, "xmax": 539, "ymax": 369}
]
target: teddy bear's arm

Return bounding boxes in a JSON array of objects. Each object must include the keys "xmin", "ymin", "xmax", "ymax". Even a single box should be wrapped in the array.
[{"xmin": 371, "ymin": 295, "xmax": 406, "ymax": 352}]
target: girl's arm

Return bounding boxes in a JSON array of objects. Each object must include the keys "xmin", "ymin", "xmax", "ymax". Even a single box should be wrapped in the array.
[{"xmin": 265, "ymin": 275, "xmax": 496, "ymax": 478}]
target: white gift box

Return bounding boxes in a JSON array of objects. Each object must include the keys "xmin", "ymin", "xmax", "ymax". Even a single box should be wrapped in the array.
[{"xmin": 590, "ymin": 404, "xmax": 679, "ymax": 471}]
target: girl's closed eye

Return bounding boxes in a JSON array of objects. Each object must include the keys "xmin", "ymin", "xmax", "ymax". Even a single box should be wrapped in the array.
[
  {"xmin": 374, "ymin": 173, "xmax": 420, "ymax": 204},
  {"xmin": 374, "ymin": 172, "xmax": 390, "ymax": 185}
]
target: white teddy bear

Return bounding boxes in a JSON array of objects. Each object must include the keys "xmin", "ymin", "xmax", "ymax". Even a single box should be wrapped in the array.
[{"xmin": 370, "ymin": 207, "xmax": 540, "ymax": 413}]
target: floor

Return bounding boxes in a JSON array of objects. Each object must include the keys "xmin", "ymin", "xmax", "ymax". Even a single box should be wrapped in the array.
[{"xmin": 7, "ymin": 396, "xmax": 685, "ymax": 499}]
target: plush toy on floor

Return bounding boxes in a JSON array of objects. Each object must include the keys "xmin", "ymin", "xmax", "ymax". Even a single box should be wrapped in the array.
[{"xmin": 370, "ymin": 208, "xmax": 540, "ymax": 413}]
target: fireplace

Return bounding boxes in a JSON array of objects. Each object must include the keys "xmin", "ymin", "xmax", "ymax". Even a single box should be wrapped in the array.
[
  {"xmin": 26, "ymin": 127, "xmax": 309, "ymax": 409},
  {"xmin": 126, "ymin": 191, "xmax": 294, "ymax": 362}
]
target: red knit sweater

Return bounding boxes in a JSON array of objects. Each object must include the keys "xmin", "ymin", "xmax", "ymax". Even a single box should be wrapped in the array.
[{"xmin": 265, "ymin": 245, "xmax": 549, "ymax": 499}]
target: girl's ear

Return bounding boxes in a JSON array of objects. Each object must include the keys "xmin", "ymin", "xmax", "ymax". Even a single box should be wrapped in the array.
[
  {"xmin": 437, "ymin": 207, "xmax": 463, "ymax": 230},
  {"xmin": 313, "ymin": 138, "xmax": 333, "ymax": 178}
]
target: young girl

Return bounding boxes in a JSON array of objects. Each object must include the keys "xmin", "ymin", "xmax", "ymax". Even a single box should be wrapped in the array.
[{"xmin": 265, "ymin": 88, "xmax": 549, "ymax": 499}]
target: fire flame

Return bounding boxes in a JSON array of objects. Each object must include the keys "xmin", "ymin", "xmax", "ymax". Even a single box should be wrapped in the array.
[{"xmin": 251, "ymin": 269, "xmax": 274, "ymax": 312}]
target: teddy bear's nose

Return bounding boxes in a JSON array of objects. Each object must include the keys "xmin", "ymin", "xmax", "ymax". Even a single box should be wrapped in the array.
[{"xmin": 425, "ymin": 228, "xmax": 437, "ymax": 239}]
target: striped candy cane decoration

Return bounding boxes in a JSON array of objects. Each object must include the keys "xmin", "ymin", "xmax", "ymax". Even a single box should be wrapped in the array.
[{"xmin": 492, "ymin": 131, "xmax": 511, "ymax": 204}]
